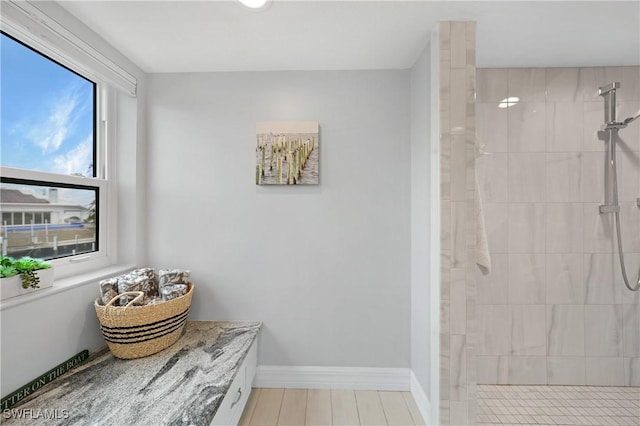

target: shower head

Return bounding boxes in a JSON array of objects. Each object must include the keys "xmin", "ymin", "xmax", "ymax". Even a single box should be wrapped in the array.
[{"xmin": 623, "ymin": 108, "xmax": 640, "ymax": 126}]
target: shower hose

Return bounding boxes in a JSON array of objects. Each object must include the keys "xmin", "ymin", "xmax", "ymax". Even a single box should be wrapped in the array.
[{"xmin": 611, "ymin": 139, "xmax": 640, "ymax": 291}]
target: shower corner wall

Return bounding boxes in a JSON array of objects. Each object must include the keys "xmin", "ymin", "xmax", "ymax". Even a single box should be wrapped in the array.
[
  {"xmin": 438, "ymin": 20, "xmax": 479, "ymax": 426},
  {"xmin": 474, "ymin": 65, "xmax": 640, "ymax": 387}
]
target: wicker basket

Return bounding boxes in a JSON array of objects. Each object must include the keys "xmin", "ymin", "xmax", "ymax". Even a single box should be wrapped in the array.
[{"xmin": 94, "ymin": 282, "xmax": 194, "ymax": 359}]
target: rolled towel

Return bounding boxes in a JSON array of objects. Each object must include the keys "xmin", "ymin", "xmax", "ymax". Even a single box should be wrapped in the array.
[
  {"xmin": 131, "ymin": 268, "xmax": 159, "ymax": 297},
  {"xmin": 117, "ymin": 274, "xmax": 153, "ymax": 306},
  {"xmin": 158, "ymin": 269, "xmax": 190, "ymax": 289},
  {"xmin": 99, "ymin": 277, "xmax": 119, "ymax": 305},
  {"xmin": 161, "ymin": 284, "xmax": 188, "ymax": 301}
]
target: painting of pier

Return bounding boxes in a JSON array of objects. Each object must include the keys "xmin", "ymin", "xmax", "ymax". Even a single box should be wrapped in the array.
[{"xmin": 256, "ymin": 121, "xmax": 319, "ymax": 185}]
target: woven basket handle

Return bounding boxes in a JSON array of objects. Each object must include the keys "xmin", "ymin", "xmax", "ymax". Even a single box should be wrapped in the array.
[{"xmin": 105, "ymin": 291, "xmax": 145, "ymax": 308}]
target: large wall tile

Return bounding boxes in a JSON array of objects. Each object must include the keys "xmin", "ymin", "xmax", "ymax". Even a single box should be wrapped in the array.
[
  {"xmin": 585, "ymin": 305, "xmax": 623, "ymax": 357},
  {"xmin": 451, "ymin": 269, "xmax": 467, "ymax": 335},
  {"xmin": 582, "ymin": 101, "xmax": 633, "ymax": 152},
  {"xmin": 451, "ymin": 201, "xmax": 468, "ymax": 268},
  {"xmin": 608, "ymin": 67, "xmax": 640, "ymax": 101},
  {"xmin": 618, "ymin": 101, "xmax": 640, "ymax": 152},
  {"xmin": 477, "ymin": 253, "xmax": 508, "ymax": 305},
  {"xmin": 580, "ymin": 67, "xmax": 605, "ymax": 102},
  {"xmin": 594, "ymin": 205, "xmax": 640, "ymax": 257},
  {"xmin": 450, "ymin": 132, "xmax": 467, "ymax": 201},
  {"xmin": 622, "ymin": 304, "xmax": 640, "ymax": 357},
  {"xmin": 546, "ymin": 152, "xmax": 582, "ymax": 202},
  {"xmin": 477, "ymin": 153, "xmax": 508, "ymax": 202},
  {"xmin": 477, "ymin": 69, "xmax": 508, "ymax": 103},
  {"xmin": 583, "ymin": 203, "xmax": 615, "ymax": 253},
  {"xmin": 508, "ymin": 103, "xmax": 546, "ymax": 152},
  {"xmin": 547, "ymin": 357, "xmax": 586, "ymax": 385},
  {"xmin": 441, "ymin": 333, "xmax": 451, "ymax": 401},
  {"xmin": 619, "ymin": 150, "xmax": 640, "ymax": 201},
  {"xmin": 508, "ymin": 68, "xmax": 545, "ymax": 102},
  {"xmin": 508, "ymin": 356, "xmax": 547, "ymax": 384},
  {"xmin": 546, "ymin": 203, "xmax": 583, "ymax": 253},
  {"xmin": 476, "ymin": 356, "xmax": 509, "ymax": 384},
  {"xmin": 508, "ymin": 203, "xmax": 545, "ymax": 253},
  {"xmin": 585, "ymin": 357, "xmax": 625, "ymax": 386},
  {"xmin": 441, "ymin": 200, "xmax": 451, "ymax": 251},
  {"xmin": 449, "ymin": 401, "xmax": 468, "ymax": 426},
  {"xmin": 441, "ymin": 133, "xmax": 451, "ymax": 200},
  {"xmin": 624, "ymin": 357, "xmax": 640, "ymax": 386},
  {"xmin": 450, "ymin": 22, "xmax": 467, "ymax": 68},
  {"xmin": 620, "ymin": 254, "xmax": 640, "ymax": 305},
  {"xmin": 450, "ymin": 334, "xmax": 467, "ymax": 401},
  {"xmin": 483, "ymin": 203, "xmax": 508, "ymax": 253},
  {"xmin": 477, "ymin": 305, "xmax": 509, "ymax": 355},
  {"xmin": 450, "ymin": 69, "xmax": 467, "ymax": 131},
  {"xmin": 510, "ymin": 305, "xmax": 546, "ymax": 356},
  {"xmin": 581, "ymin": 67, "xmax": 640, "ymax": 102},
  {"xmin": 465, "ymin": 22, "xmax": 476, "ymax": 68},
  {"xmin": 508, "ymin": 153, "xmax": 547, "ymax": 202},
  {"xmin": 584, "ymin": 253, "xmax": 621, "ymax": 305},
  {"xmin": 546, "ymin": 254, "xmax": 584, "ymax": 305},
  {"xmin": 546, "ymin": 102, "xmax": 584, "ymax": 152},
  {"xmin": 466, "ymin": 349, "xmax": 477, "ymax": 402},
  {"xmin": 508, "ymin": 254, "xmax": 545, "ymax": 305},
  {"xmin": 546, "ymin": 68, "xmax": 581, "ymax": 102},
  {"xmin": 581, "ymin": 152, "xmax": 606, "ymax": 202},
  {"xmin": 620, "ymin": 202, "xmax": 640, "ymax": 253},
  {"xmin": 583, "ymin": 101, "xmax": 606, "ymax": 152},
  {"xmin": 476, "ymin": 103, "xmax": 507, "ymax": 152},
  {"xmin": 546, "ymin": 305, "xmax": 585, "ymax": 356}
]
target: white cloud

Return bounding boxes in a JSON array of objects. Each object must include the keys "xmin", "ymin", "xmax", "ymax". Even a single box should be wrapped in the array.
[
  {"xmin": 28, "ymin": 83, "xmax": 85, "ymax": 154},
  {"xmin": 52, "ymin": 134, "xmax": 93, "ymax": 176}
]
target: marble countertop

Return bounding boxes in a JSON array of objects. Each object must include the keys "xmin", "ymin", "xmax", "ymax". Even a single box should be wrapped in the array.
[{"xmin": 2, "ymin": 321, "xmax": 261, "ymax": 426}]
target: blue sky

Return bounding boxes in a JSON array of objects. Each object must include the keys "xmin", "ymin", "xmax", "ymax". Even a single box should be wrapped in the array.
[{"xmin": 1, "ymin": 33, "xmax": 94, "ymax": 177}]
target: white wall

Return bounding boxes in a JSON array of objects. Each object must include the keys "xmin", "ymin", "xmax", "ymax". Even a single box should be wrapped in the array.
[
  {"xmin": 1, "ymin": 277, "xmax": 107, "ymax": 396},
  {"xmin": 0, "ymin": 2, "xmax": 146, "ymax": 397},
  {"xmin": 409, "ymin": 42, "xmax": 432, "ymax": 396},
  {"xmin": 146, "ymin": 71, "xmax": 411, "ymax": 368}
]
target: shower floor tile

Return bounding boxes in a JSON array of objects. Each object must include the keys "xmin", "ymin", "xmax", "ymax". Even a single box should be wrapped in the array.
[{"xmin": 478, "ymin": 385, "xmax": 640, "ymax": 425}]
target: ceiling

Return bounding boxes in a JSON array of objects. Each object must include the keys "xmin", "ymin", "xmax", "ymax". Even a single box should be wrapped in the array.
[{"xmin": 57, "ymin": 0, "xmax": 640, "ymax": 73}]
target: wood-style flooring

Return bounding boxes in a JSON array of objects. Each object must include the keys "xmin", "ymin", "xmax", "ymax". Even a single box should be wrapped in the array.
[{"xmin": 239, "ymin": 388, "xmax": 425, "ymax": 426}]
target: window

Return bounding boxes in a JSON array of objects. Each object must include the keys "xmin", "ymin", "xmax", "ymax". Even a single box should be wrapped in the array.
[{"xmin": 1, "ymin": 30, "xmax": 108, "ymax": 274}]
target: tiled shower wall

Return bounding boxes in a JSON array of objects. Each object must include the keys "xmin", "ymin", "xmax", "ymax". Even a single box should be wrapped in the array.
[
  {"xmin": 475, "ymin": 66, "xmax": 640, "ymax": 387},
  {"xmin": 439, "ymin": 22, "xmax": 477, "ymax": 425}
]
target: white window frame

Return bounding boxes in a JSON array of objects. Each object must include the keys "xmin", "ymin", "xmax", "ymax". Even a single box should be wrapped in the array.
[{"xmin": 0, "ymin": 29, "xmax": 115, "ymax": 279}]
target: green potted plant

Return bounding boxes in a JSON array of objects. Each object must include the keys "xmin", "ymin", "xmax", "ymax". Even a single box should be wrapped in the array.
[{"xmin": 0, "ymin": 255, "xmax": 53, "ymax": 301}]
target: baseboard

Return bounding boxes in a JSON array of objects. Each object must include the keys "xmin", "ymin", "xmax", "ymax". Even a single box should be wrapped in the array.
[
  {"xmin": 254, "ymin": 366, "xmax": 411, "ymax": 391},
  {"xmin": 410, "ymin": 371, "xmax": 432, "ymax": 425}
]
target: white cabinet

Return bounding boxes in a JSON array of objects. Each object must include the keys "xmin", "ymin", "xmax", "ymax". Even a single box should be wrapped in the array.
[{"xmin": 210, "ymin": 339, "xmax": 258, "ymax": 426}]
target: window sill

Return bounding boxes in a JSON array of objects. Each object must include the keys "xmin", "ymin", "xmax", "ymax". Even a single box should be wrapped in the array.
[{"xmin": 0, "ymin": 264, "xmax": 135, "ymax": 311}]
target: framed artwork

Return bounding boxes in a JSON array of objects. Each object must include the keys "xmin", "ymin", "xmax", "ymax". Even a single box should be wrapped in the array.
[{"xmin": 256, "ymin": 121, "xmax": 319, "ymax": 185}]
